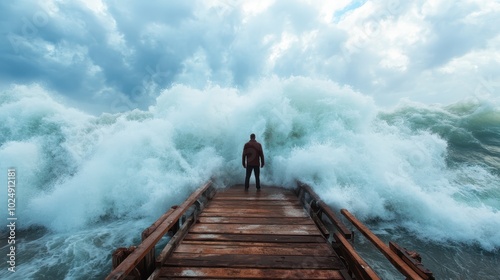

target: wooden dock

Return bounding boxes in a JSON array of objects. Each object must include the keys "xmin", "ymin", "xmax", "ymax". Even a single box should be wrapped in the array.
[
  {"xmin": 156, "ymin": 185, "xmax": 347, "ymax": 279},
  {"xmin": 107, "ymin": 181, "xmax": 434, "ymax": 280}
]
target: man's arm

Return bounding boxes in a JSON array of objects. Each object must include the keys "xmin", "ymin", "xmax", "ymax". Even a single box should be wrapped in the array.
[
  {"xmin": 242, "ymin": 146, "xmax": 246, "ymax": 168},
  {"xmin": 260, "ymin": 144, "xmax": 265, "ymax": 167}
]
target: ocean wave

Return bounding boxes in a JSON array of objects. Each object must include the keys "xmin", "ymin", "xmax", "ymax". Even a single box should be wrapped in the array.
[{"xmin": 1, "ymin": 79, "xmax": 499, "ymax": 278}]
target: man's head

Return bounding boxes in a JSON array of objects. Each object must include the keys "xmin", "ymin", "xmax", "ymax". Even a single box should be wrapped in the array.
[{"xmin": 250, "ymin": 133, "xmax": 255, "ymax": 140}]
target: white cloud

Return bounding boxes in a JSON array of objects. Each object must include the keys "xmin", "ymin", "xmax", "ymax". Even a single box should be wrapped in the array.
[
  {"xmin": 380, "ymin": 49, "xmax": 409, "ymax": 72},
  {"xmin": 78, "ymin": 0, "xmax": 107, "ymax": 15},
  {"xmin": 241, "ymin": 0, "xmax": 275, "ymax": 23},
  {"xmin": 268, "ymin": 32, "xmax": 299, "ymax": 67}
]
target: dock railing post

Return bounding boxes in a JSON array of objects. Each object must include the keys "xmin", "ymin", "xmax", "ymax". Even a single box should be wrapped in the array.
[
  {"xmin": 296, "ymin": 181, "xmax": 352, "ymax": 239},
  {"xmin": 138, "ymin": 206, "xmax": 178, "ymax": 278}
]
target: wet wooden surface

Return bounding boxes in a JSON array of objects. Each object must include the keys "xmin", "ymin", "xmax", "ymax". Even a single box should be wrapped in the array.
[{"xmin": 156, "ymin": 185, "xmax": 347, "ymax": 279}]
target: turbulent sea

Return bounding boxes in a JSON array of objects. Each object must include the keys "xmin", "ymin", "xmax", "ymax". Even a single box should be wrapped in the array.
[{"xmin": 1, "ymin": 77, "xmax": 499, "ymax": 279}]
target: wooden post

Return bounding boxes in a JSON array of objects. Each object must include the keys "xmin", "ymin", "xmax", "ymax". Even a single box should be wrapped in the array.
[
  {"xmin": 139, "ymin": 207, "xmax": 177, "ymax": 278},
  {"xmin": 333, "ymin": 232, "xmax": 381, "ymax": 280},
  {"xmin": 112, "ymin": 247, "xmax": 141, "ymax": 279},
  {"xmin": 298, "ymin": 183, "xmax": 352, "ymax": 239}
]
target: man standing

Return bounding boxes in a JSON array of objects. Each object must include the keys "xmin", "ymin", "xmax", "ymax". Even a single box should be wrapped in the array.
[{"xmin": 242, "ymin": 133, "xmax": 265, "ymax": 190}]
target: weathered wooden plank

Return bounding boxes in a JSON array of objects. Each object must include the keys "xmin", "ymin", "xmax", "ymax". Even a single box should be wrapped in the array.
[
  {"xmin": 215, "ymin": 190, "xmax": 296, "ymax": 196},
  {"xmin": 212, "ymin": 192, "xmax": 298, "ymax": 200},
  {"xmin": 180, "ymin": 240, "xmax": 327, "ymax": 248},
  {"xmin": 202, "ymin": 208, "xmax": 308, "ymax": 218},
  {"xmin": 215, "ymin": 187, "xmax": 291, "ymax": 192},
  {"xmin": 183, "ymin": 233, "xmax": 327, "ymax": 243},
  {"xmin": 158, "ymin": 267, "xmax": 344, "ymax": 279},
  {"xmin": 199, "ymin": 209, "xmax": 308, "ymax": 218},
  {"xmin": 173, "ymin": 244, "xmax": 334, "ymax": 255},
  {"xmin": 210, "ymin": 196, "xmax": 298, "ymax": 202},
  {"xmin": 165, "ymin": 254, "xmax": 344, "ymax": 269},
  {"xmin": 207, "ymin": 209, "xmax": 291, "ymax": 215},
  {"xmin": 205, "ymin": 203, "xmax": 302, "ymax": 209},
  {"xmin": 208, "ymin": 200, "xmax": 302, "ymax": 207},
  {"xmin": 198, "ymin": 217, "xmax": 315, "ymax": 225},
  {"xmin": 204, "ymin": 205, "xmax": 304, "ymax": 212},
  {"xmin": 190, "ymin": 224, "xmax": 321, "ymax": 235},
  {"xmin": 216, "ymin": 185, "xmax": 290, "ymax": 193}
]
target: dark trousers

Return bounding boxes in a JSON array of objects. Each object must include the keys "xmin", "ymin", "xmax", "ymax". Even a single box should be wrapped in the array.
[{"xmin": 245, "ymin": 165, "xmax": 260, "ymax": 189}]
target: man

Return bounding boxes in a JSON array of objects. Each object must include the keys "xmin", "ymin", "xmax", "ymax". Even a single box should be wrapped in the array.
[{"xmin": 242, "ymin": 133, "xmax": 265, "ymax": 190}]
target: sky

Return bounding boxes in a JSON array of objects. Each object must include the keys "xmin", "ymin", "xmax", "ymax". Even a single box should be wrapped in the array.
[{"xmin": 1, "ymin": 0, "xmax": 499, "ymax": 114}]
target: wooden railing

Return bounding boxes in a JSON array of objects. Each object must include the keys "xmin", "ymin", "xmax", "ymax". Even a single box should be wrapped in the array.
[
  {"xmin": 296, "ymin": 182, "xmax": 379, "ymax": 280},
  {"xmin": 341, "ymin": 209, "xmax": 434, "ymax": 280},
  {"xmin": 106, "ymin": 181, "xmax": 215, "ymax": 280},
  {"xmin": 296, "ymin": 181, "xmax": 433, "ymax": 280}
]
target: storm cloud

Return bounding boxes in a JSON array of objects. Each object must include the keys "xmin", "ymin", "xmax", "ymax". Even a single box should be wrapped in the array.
[{"xmin": 1, "ymin": 0, "xmax": 499, "ymax": 113}]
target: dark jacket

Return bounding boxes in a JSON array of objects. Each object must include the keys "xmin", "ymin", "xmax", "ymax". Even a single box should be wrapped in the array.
[{"xmin": 242, "ymin": 140, "xmax": 265, "ymax": 167}]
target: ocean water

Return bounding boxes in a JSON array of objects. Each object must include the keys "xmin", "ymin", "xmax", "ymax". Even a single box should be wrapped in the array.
[{"xmin": 0, "ymin": 77, "xmax": 499, "ymax": 279}]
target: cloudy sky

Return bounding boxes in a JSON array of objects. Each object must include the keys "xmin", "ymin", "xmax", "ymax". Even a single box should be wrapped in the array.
[{"xmin": 1, "ymin": 0, "xmax": 499, "ymax": 113}]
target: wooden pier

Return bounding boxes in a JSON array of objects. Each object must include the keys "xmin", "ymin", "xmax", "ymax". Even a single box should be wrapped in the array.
[{"xmin": 107, "ymin": 181, "xmax": 433, "ymax": 280}]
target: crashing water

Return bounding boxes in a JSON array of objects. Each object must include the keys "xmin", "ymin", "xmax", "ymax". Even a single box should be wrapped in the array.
[{"xmin": 1, "ymin": 77, "xmax": 499, "ymax": 279}]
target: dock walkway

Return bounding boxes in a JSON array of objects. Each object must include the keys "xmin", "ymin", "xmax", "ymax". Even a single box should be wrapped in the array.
[
  {"xmin": 155, "ymin": 185, "xmax": 346, "ymax": 279},
  {"xmin": 107, "ymin": 182, "xmax": 433, "ymax": 280}
]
